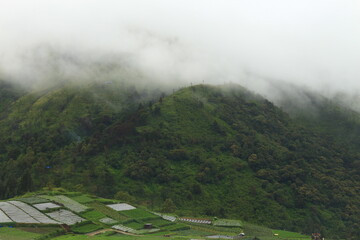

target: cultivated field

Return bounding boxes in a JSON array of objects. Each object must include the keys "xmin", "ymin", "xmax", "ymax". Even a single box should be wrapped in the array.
[
  {"xmin": 0, "ymin": 190, "xmax": 313, "ymax": 240},
  {"xmin": 41, "ymin": 195, "xmax": 89, "ymax": 213},
  {"xmin": 46, "ymin": 209, "xmax": 85, "ymax": 225}
]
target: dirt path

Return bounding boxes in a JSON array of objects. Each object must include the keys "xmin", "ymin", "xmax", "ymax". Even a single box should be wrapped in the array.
[{"xmin": 86, "ymin": 228, "xmax": 143, "ymax": 236}]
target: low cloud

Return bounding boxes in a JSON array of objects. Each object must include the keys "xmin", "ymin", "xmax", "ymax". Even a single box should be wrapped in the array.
[{"xmin": 1, "ymin": 0, "xmax": 359, "ymax": 98}]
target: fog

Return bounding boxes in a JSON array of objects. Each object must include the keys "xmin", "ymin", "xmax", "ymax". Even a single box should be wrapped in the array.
[{"xmin": 1, "ymin": 0, "xmax": 360, "ymax": 100}]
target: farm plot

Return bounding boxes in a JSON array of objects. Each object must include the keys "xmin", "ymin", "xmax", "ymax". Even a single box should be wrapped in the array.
[
  {"xmin": 242, "ymin": 222, "xmax": 273, "ymax": 238},
  {"xmin": 207, "ymin": 235, "xmax": 234, "ymax": 239},
  {"xmin": 0, "ymin": 202, "xmax": 39, "ymax": 224},
  {"xmin": 46, "ymin": 209, "xmax": 85, "ymax": 225},
  {"xmin": 112, "ymin": 224, "xmax": 137, "ymax": 233},
  {"xmin": 213, "ymin": 219, "xmax": 242, "ymax": 227},
  {"xmin": 120, "ymin": 209, "xmax": 157, "ymax": 220},
  {"xmin": 179, "ymin": 217, "xmax": 212, "ymax": 224},
  {"xmin": 149, "ymin": 218, "xmax": 174, "ymax": 227},
  {"xmin": 123, "ymin": 220, "xmax": 144, "ymax": 230},
  {"xmin": 80, "ymin": 210, "xmax": 106, "ymax": 223},
  {"xmin": 33, "ymin": 202, "xmax": 61, "ymax": 211},
  {"xmin": 87, "ymin": 202, "xmax": 128, "ymax": 222},
  {"xmin": 152, "ymin": 212, "xmax": 176, "ymax": 222},
  {"xmin": 0, "ymin": 209, "xmax": 12, "ymax": 223},
  {"xmin": 148, "ymin": 218, "xmax": 174, "ymax": 227},
  {"xmin": 72, "ymin": 223, "xmax": 102, "ymax": 234},
  {"xmin": 42, "ymin": 195, "xmax": 89, "ymax": 213},
  {"xmin": 99, "ymin": 217, "xmax": 118, "ymax": 225},
  {"xmin": 69, "ymin": 195, "xmax": 95, "ymax": 204},
  {"xmin": 107, "ymin": 203, "xmax": 136, "ymax": 211},
  {"xmin": 137, "ymin": 228, "xmax": 161, "ymax": 234},
  {"xmin": 161, "ymin": 223, "xmax": 190, "ymax": 231},
  {"xmin": 8, "ymin": 201, "xmax": 59, "ymax": 224},
  {"xmin": 111, "ymin": 224, "xmax": 161, "ymax": 234},
  {"xmin": 190, "ymin": 223, "xmax": 242, "ymax": 234},
  {"xmin": 173, "ymin": 228, "xmax": 215, "ymax": 236},
  {"xmin": 16, "ymin": 197, "xmax": 48, "ymax": 205}
]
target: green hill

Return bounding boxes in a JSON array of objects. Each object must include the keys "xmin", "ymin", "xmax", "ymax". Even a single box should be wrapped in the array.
[{"xmin": 0, "ymin": 82, "xmax": 359, "ymax": 239}]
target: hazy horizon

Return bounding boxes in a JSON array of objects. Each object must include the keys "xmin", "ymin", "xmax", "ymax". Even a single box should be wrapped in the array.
[{"xmin": 1, "ymin": 0, "xmax": 359, "ymax": 99}]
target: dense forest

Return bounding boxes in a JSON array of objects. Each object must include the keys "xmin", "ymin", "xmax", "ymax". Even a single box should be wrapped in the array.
[{"xmin": 0, "ymin": 80, "xmax": 359, "ymax": 239}]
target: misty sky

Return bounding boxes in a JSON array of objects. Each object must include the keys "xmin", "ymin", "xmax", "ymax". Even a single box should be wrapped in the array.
[{"xmin": 1, "ymin": 0, "xmax": 360, "ymax": 95}]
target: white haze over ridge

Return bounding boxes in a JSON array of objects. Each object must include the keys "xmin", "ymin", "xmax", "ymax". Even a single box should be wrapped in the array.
[{"xmin": 0, "ymin": 0, "xmax": 360, "ymax": 97}]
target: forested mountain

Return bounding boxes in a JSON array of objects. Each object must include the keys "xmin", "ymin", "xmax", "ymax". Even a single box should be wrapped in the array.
[
  {"xmin": 272, "ymin": 84, "xmax": 360, "ymax": 153},
  {"xmin": 0, "ymin": 80, "xmax": 25, "ymax": 112},
  {"xmin": 0, "ymin": 81, "xmax": 359, "ymax": 239}
]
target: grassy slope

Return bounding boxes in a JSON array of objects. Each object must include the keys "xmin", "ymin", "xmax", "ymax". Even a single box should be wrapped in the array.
[{"xmin": 0, "ymin": 227, "xmax": 41, "ymax": 240}]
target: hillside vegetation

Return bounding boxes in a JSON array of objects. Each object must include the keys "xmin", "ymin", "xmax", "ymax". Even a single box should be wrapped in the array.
[{"xmin": 0, "ymin": 81, "xmax": 359, "ymax": 239}]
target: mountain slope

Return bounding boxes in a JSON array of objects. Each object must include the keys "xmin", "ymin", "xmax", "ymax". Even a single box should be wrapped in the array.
[
  {"xmin": 273, "ymin": 83, "xmax": 360, "ymax": 153},
  {"xmin": 0, "ymin": 80, "xmax": 25, "ymax": 113},
  {"xmin": 0, "ymin": 81, "xmax": 162, "ymax": 196},
  {"xmin": 0, "ymin": 83, "xmax": 359, "ymax": 239}
]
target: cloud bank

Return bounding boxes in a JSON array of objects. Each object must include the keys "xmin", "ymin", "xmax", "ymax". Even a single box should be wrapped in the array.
[{"xmin": 0, "ymin": 0, "xmax": 359, "ymax": 97}]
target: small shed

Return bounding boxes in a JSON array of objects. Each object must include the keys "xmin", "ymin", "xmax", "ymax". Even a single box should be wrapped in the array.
[{"xmin": 144, "ymin": 223, "xmax": 153, "ymax": 229}]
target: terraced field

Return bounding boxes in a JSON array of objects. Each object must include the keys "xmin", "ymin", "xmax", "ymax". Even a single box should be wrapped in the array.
[
  {"xmin": 41, "ymin": 195, "xmax": 89, "ymax": 213},
  {"xmin": 46, "ymin": 209, "xmax": 85, "ymax": 225},
  {"xmin": 69, "ymin": 195, "xmax": 94, "ymax": 204},
  {"xmin": 122, "ymin": 220, "xmax": 144, "ymax": 230},
  {"xmin": 87, "ymin": 202, "xmax": 128, "ymax": 222},
  {"xmin": 213, "ymin": 219, "xmax": 242, "ymax": 227},
  {"xmin": 120, "ymin": 209, "xmax": 158, "ymax": 220},
  {"xmin": 0, "ymin": 190, "xmax": 312, "ymax": 240},
  {"xmin": 0, "ymin": 209, "xmax": 12, "ymax": 223},
  {"xmin": 80, "ymin": 210, "xmax": 107, "ymax": 224},
  {"xmin": 72, "ymin": 223, "xmax": 102, "ymax": 234}
]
